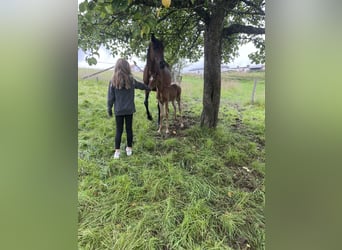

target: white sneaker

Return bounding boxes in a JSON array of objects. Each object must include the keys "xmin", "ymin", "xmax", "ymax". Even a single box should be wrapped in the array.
[
  {"xmin": 126, "ymin": 147, "xmax": 132, "ymax": 156},
  {"xmin": 113, "ymin": 151, "xmax": 120, "ymax": 159}
]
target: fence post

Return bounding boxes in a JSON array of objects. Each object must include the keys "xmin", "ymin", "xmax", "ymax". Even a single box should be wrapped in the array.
[{"xmin": 251, "ymin": 78, "xmax": 257, "ymax": 104}]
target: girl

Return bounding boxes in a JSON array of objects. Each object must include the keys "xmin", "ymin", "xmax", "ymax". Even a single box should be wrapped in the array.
[{"xmin": 107, "ymin": 58, "xmax": 150, "ymax": 159}]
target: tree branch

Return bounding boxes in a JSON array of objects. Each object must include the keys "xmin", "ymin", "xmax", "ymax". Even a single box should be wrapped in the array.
[
  {"xmin": 157, "ymin": 9, "xmax": 179, "ymax": 23},
  {"xmin": 189, "ymin": 28, "xmax": 203, "ymax": 51},
  {"xmin": 222, "ymin": 23, "xmax": 264, "ymax": 38},
  {"xmin": 231, "ymin": 10, "xmax": 265, "ymax": 16},
  {"xmin": 241, "ymin": 0, "xmax": 265, "ymax": 15}
]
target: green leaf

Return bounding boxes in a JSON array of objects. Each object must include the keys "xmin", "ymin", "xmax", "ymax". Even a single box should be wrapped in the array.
[
  {"xmin": 88, "ymin": 1, "xmax": 95, "ymax": 10},
  {"xmin": 87, "ymin": 57, "xmax": 97, "ymax": 65},
  {"xmin": 100, "ymin": 11, "xmax": 106, "ymax": 18},
  {"xmin": 140, "ymin": 25, "xmax": 151, "ymax": 38},
  {"xmin": 105, "ymin": 5, "xmax": 114, "ymax": 14},
  {"xmin": 84, "ymin": 13, "xmax": 94, "ymax": 23},
  {"xmin": 79, "ymin": 2, "xmax": 87, "ymax": 13}
]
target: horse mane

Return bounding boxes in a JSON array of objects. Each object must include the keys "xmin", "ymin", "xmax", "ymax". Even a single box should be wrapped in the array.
[{"xmin": 146, "ymin": 46, "xmax": 152, "ymax": 73}]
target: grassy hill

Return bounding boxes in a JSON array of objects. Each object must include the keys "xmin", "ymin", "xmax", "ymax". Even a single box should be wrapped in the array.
[{"xmin": 78, "ymin": 68, "xmax": 265, "ymax": 249}]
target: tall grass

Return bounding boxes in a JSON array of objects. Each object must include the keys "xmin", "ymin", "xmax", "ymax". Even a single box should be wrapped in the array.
[{"xmin": 78, "ymin": 69, "xmax": 265, "ymax": 249}]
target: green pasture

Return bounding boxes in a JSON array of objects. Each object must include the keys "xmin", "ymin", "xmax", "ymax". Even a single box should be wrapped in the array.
[{"xmin": 78, "ymin": 68, "xmax": 265, "ymax": 249}]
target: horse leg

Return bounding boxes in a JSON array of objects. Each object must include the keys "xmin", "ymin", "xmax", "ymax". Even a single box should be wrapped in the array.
[
  {"xmin": 144, "ymin": 90, "xmax": 153, "ymax": 121},
  {"xmin": 165, "ymin": 101, "xmax": 169, "ymax": 134},
  {"xmin": 157, "ymin": 101, "xmax": 161, "ymax": 127},
  {"xmin": 157, "ymin": 101, "xmax": 163, "ymax": 134}
]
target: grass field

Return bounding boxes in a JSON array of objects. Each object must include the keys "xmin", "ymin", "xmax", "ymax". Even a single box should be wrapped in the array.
[{"xmin": 78, "ymin": 68, "xmax": 265, "ymax": 249}]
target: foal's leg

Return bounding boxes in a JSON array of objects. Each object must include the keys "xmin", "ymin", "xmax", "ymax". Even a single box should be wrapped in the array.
[
  {"xmin": 144, "ymin": 90, "xmax": 153, "ymax": 121},
  {"xmin": 171, "ymin": 100, "xmax": 177, "ymax": 121},
  {"xmin": 177, "ymin": 95, "xmax": 184, "ymax": 128}
]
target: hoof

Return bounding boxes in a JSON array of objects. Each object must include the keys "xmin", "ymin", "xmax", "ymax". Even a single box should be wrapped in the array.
[
  {"xmin": 180, "ymin": 123, "xmax": 184, "ymax": 128},
  {"xmin": 147, "ymin": 115, "xmax": 153, "ymax": 121},
  {"xmin": 166, "ymin": 129, "xmax": 170, "ymax": 134}
]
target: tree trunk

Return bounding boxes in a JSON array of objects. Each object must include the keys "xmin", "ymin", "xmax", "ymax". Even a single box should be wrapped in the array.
[{"xmin": 200, "ymin": 5, "xmax": 225, "ymax": 128}]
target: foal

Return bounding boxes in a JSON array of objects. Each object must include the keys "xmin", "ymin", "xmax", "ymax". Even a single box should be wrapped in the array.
[{"xmin": 149, "ymin": 76, "xmax": 184, "ymax": 134}]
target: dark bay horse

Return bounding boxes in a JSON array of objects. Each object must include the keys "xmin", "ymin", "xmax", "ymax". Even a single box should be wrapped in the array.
[
  {"xmin": 143, "ymin": 34, "xmax": 183, "ymax": 134},
  {"xmin": 143, "ymin": 34, "xmax": 172, "ymax": 126}
]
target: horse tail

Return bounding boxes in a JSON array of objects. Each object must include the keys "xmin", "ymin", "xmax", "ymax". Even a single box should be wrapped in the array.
[{"xmin": 177, "ymin": 84, "xmax": 181, "ymax": 102}]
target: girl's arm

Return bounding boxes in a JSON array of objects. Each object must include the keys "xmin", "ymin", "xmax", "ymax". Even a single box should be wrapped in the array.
[
  {"xmin": 107, "ymin": 81, "xmax": 115, "ymax": 117},
  {"xmin": 133, "ymin": 79, "xmax": 151, "ymax": 91}
]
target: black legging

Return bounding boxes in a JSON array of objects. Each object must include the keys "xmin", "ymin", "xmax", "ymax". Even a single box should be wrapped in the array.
[{"xmin": 115, "ymin": 114, "xmax": 133, "ymax": 150}]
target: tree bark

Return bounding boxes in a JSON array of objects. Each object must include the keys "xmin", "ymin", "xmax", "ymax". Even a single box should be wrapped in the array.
[{"xmin": 200, "ymin": 4, "xmax": 226, "ymax": 128}]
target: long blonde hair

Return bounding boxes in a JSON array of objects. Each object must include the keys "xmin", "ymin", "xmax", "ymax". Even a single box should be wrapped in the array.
[{"xmin": 111, "ymin": 58, "xmax": 133, "ymax": 89}]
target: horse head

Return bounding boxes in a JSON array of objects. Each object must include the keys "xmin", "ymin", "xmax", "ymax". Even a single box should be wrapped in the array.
[{"xmin": 150, "ymin": 34, "xmax": 166, "ymax": 70}]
